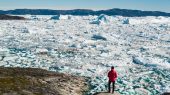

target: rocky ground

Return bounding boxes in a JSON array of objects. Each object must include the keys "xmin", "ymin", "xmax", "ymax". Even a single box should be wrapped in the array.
[{"xmin": 0, "ymin": 67, "xmax": 88, "ymax": 95}]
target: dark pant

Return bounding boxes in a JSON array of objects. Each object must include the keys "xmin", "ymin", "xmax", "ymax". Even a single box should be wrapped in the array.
[{"xmin": 108, "ymin": 81, "xmax": 115, "ymax": 93}]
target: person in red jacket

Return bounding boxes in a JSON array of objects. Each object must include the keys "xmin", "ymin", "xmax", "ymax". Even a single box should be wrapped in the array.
[{"xmin": 108, "ymin": 66, "xmax": 118, "ymax": 93}]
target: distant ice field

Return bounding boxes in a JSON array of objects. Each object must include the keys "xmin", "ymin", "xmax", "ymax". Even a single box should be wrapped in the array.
[{"xmin": 0, "ymin": 15, "xmax": 170, "ymax": 94}]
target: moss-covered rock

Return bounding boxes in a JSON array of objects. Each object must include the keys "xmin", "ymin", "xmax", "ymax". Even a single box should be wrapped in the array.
[{"xmin": 0, "ymin": 67, "xmax": 89, "ymax": 95}]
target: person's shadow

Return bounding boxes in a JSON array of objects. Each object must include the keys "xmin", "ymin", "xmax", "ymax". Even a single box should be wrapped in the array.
[
  {"xmin": 162, "ymin": 92, "xmax": 170, "ymax": 95},
  {"xmin": 93, "ymin": 92, "xmax": 114, "ymax": 95}
]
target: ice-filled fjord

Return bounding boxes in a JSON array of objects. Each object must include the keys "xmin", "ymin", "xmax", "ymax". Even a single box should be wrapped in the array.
[{"xmin": 0, "ymin": 15, "xmax": 170, "ymax": 95}]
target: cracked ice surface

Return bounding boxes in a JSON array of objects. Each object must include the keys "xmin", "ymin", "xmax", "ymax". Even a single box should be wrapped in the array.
[{"xmin": 0, "ymin": 15, "xmax": 170, "ymax": 94}]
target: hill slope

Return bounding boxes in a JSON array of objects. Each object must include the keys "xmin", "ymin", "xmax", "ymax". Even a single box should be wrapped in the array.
[{"xmin": 0, "ymin": 14, "xmax": 25, "ymax": 20}]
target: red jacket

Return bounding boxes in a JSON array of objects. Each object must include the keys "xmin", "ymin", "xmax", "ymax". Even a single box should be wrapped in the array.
[{"xmin": 108, "ymin": 69, "xmax": 117, "ymax": 82}]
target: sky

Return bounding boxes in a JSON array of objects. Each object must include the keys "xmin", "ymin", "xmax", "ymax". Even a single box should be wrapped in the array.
[{"xmin": 0, "ymin": 0, "xmax": 170, "ymax": 12}]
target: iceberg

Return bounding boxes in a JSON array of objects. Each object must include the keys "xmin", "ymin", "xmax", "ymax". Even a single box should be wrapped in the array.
[
  {"xmin": 50, "ymin": 15, "xmax": 60, "ymax": 20},
  {"xmin": 90, "ymin": 14, "xmax": 108, "ymax": 24}
]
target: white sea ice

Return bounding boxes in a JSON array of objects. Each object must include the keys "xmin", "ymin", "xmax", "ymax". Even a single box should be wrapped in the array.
[{"xmin": 0, "ymin": 15, "xmax": 170, "ymax": 94}]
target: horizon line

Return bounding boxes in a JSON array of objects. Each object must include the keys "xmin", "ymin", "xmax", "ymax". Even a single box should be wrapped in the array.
[{"xmin": 0, "ymin": 8, "xmax": 170, "ymax": 13}]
